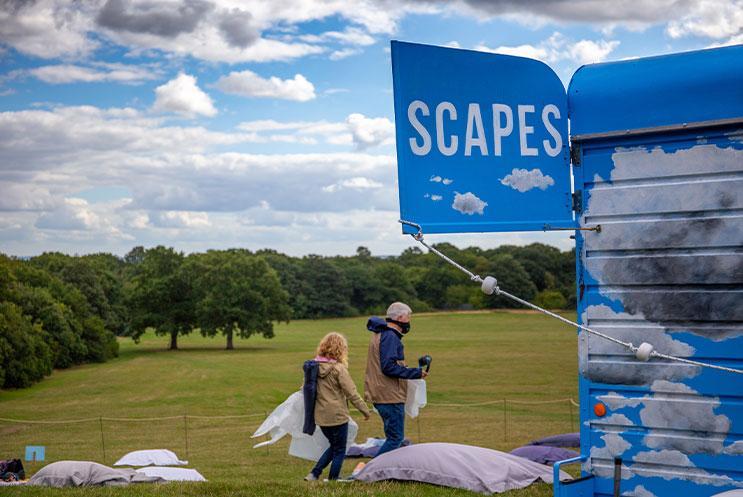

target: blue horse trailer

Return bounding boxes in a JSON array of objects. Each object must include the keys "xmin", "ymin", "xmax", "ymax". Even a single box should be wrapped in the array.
[
  {"xmin": 390, "ymin": 42, "xmax": 742, "ymax": 497},
  {"xmin": 556, "ymin": 45, "xmax": 743, "ymax": 497}
]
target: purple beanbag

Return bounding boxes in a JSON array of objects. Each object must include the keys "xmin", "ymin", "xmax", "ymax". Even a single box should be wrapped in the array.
[
  {"xmin": 354, "ymin": 442, "xmax": 571, "ymax": 494},
  {"xmin": 529, "ymin": 432, "xmax": 580, "ymax": 448},
  {"xmin": 510, "ymin": 445, "xmax": 579, "ymax": 466}
]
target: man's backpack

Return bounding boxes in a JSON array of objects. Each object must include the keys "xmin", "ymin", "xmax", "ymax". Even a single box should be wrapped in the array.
[{"xmin": 302, "ymin": 360, "xmax": 319, "ymax": 435}]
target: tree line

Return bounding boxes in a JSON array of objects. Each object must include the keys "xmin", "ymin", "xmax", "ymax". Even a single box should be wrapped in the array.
[{"xmin": 0, "ymin": 243, "xmax": 574, "ymax": 389}]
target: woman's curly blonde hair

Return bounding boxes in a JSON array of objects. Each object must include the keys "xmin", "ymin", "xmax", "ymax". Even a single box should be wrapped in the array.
[{"xmin": 316, "ymin": 332, "xmax": 349, "ymax": 366}]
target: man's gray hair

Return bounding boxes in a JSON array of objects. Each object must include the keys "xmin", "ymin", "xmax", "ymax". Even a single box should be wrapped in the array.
[{"xmin": 386, "ymin": 302, "xmax": 412, "ymax": 320}]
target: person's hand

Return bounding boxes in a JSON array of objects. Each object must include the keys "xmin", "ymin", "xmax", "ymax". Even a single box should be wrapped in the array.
[
  {"xmin": 421, "ymin": 370, "xmax": 429, "ymax": 379},
  {"xmin": 363, "ymin": 413, "xmax": 371, "ymax": 421}
]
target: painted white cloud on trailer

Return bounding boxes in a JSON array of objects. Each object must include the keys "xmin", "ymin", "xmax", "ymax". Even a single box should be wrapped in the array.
[
  {"xmin": 452, "ymin": 191, "xmax": 487, "ymax": 215},
  {"xmin": 500, "ymin": 167, "xmax": 554, "ymax": 192}
]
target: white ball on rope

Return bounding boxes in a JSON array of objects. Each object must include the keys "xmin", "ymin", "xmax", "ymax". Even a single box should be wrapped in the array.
[
  {"xmin": 635, "ymin": 342, "xmax": 654, "ymax": 362},
  {"xmin": 481, "ymin": 276, "xmax": 498, "ymax": 295}
]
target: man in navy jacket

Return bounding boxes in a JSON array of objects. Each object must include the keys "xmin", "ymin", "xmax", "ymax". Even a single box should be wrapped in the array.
[{"xmin": 364, "ymin": 302, "xmax": 427, "ymax": 456}]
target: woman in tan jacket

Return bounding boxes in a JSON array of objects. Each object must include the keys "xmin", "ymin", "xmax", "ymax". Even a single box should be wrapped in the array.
[{"xmin": 305, "ymin": 332, "xmax": 371, "ymax": 481}]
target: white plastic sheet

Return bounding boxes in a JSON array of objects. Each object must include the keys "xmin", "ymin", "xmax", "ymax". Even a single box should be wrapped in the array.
[
  {"xmin": 252, "ymin": 380, "xmax": 427, "ymax": 461},
  {"xmin": 406, "ymin": 379, "xmax": 427, "ymax": 418},
  {"xmin": 251, "ymin": 391, "xmax": 358, "ymax": 461}
]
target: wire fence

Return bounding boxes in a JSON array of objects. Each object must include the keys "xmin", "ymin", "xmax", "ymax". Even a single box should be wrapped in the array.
[{"xmin": 0, "ymin": 398, "xmax": 580, "ymax": 468}]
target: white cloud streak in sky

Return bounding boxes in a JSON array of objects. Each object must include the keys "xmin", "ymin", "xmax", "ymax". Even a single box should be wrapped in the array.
[
  {"xmin": 215, "ymin": 70, "xmax": 316, "ymax": 102},
  {"xmin": 477, "ymin": 32, "xmax": 620, "ymax": 67}
]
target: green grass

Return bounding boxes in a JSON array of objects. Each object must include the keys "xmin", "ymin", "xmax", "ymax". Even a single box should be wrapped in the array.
[{"xmin": 0, "ymin": 310, "xmax": 579, "ymax": 496}]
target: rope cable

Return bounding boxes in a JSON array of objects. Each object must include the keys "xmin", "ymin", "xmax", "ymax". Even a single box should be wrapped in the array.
[{"xmin": 399, "ymin": 219, "xmax": 743, "ymax": 376}]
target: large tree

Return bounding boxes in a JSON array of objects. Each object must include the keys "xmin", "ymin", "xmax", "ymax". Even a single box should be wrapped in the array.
[
  {"xmin": 188, "ymin": 251, "xmax": 291, "ymax": 349},
  {"xmin": 126, "ymin": 246, "xmax": 194, "ymax": 350},
  {"xmin": 0, "ymin": 302, "xmax": 53, "ymax": 388}
]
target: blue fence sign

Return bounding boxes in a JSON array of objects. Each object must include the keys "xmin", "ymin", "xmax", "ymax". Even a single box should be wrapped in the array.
[
  {"xmin": 391, "ymin": 41, "xmax": 574, "ymax": 234},
  {"xmin": 25, "ymin": 445, "xmax": 45, "ymax": 462}
]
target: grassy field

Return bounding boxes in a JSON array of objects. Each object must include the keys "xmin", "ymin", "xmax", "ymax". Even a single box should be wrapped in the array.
[{"xmin": 0, "ymin": 310, "xmax": 579, "ymax": 496}]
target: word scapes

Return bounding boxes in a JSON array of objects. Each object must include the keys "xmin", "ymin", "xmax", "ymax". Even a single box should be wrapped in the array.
[{"xmin": 407, "ymin": 100, "xmax": 563, "ymax": 158}]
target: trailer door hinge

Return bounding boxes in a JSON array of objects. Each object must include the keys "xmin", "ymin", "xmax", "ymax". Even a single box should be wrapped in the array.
[
  {"xmin": 572, "ymin": 190, "xmax": 583, "ymax": 213},
  {"xmin": 570, "ymin": 142, "xmax": 581, "ymax": 166}
]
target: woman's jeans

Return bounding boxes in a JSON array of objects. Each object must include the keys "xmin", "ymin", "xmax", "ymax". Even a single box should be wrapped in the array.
[
  {"xmin": 311, "ymin": 422, "xmax": 349, "ymax": 480},
  {"xmin": 374, "ymin": 403, "xmax": 405, "ymax": 457}
]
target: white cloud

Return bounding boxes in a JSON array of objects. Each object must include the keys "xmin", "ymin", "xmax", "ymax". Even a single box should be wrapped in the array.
[
  {"xmin": 346, "ymin": 113, "xmax": 394, "ymax": 150},
  {"xmin": 330, "ymin": 48, "xmax": 362, "ymax": 60},
  {"xmin": 430, "ymin": 175, "xmax": 454, "ymax": 185},
  {"xmin": 298, "ymin": 27, "xmax": 376, "ymax": 46},
  {"xmin": 0, "ymin": 104, "xmax": 397, "ymax": 215},
  {"xmin": 28, "ymin": 63, "xmax": 158, "ymax": 84},
  {"xmin": 666, "ymin": 0, "xmax": 743, "ymax": 40},
  {"xmin": 477, "ymin": 32, "xmax": 620, "ymax": 67},
  {"xmin": 500, "ymin": 168, "xmax": 555, "ymax": 192},
  {"xmin": 152, "ymin": 211, "xmax": 211, "ymax": 229},
  {"xmin": 153, "ymin": 73, "xmax": 217, "ymax": 117},
  {"xmin": 236, "ymin": 115, "xmax": 393, "ymax": 150},
  {"xmin": 706, "ymin": 32, "xmax": 743, "ymax": 48},
  {"xmin": 430, "ymin": 194, "xmax": 443, "ymax": 201},
  {"xmin": 631, "ymin": 450, "xmax": 736, "ymax": 486},
  {"xmin": 436, "ymin": 0, "xmax": 692, "ymax": 27},
  {"xmin": 568, "ymin": 39, "xmax": 621, "ymax": 65},
  {"xmin": 589, "ymin": 432, "xmax": 632, "ymax": 477},
  {"xmin": 0, "ymin": 183, "xmax": 58, "ymax": 211},
  {"xmin": 0, "ymin": 0, "xmax": 98, "ymax": 59},
  {"xmin": 452, "ymin": 191, "xmax": 487, "ymax": 215},
  {"xmin": 640, "ymin": 380, "xmax": 730, "ymax": 454},
  {"xmin": 35, "ymin": 198, "xmax": 100, "ymax": 231},
  {"xmin": 623, "ymin": 485, "xmax": 658, "ymax": 497},
  {"xmin": 477, "ymin": 42, "xmax": 548, "ymax": 60},
  {"xmin": 722, "ymin": 441, "xmax": 743, "ymax": 455},
  {"xmin": 215, "ymin": 70, "xmax": 316, "ymax": 102},
  {"xmin": 322, "ymin": 177, "xmax": 384, "ymax": 193},
  {"xmin": 0, "ymin": 1, "xmax": 732, "ymax": 66}
]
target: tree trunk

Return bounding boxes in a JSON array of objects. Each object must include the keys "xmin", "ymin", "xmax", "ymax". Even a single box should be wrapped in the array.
[
  {"xmin": 169, "ymin": 331, "xmax": 178, "ymax": 350},
  {"xmin": 226, "ymin": 329, "xmax": 234, "ymax": 350}
]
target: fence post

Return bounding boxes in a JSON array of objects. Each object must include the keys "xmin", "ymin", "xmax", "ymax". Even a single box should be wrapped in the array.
[
  {"xmin": 99, "ymin": 417, "xmax": 106, "ymax": 464},
  {"xmin": 184, "ymin": 414, "xmax": 189, "ymax": 459},
  {"xmin": 503, "ymin": 399, "xmax": 507, "ymax": 442}
]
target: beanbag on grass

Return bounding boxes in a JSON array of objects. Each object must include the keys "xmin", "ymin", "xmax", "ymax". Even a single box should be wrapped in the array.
[
  {"xmin": 354, "ymin": 442, "xmax": 570, "ymax": 494},
  {"xmin": 510, "ymin": 445, "xmax": 579, "ymax": 466},
  {"xmin": 529, "ymin": 433, "xmax": 580, "ymax": 448},
  {"xmin": 29, "ymin": 461, "xmax": 163, "ymax": 487},
  {"xmin": 114, "ymin": 449, "xmax": 187, "ymax": 467}
]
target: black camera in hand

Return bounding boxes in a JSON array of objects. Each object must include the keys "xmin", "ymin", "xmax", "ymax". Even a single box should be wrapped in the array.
[{"xmin": 418, "ymin": 354, "xmax": 432, "ymax": 372}]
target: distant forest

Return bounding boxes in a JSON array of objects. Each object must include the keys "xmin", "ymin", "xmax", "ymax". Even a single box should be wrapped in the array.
[{"xmin": 0, "ymin": 243, "xmax": 574, "ymax": 388}]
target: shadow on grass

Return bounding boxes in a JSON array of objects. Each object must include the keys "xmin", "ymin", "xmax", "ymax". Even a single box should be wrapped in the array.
[{"xmin": 116, "ymin": 345, "xmax": 276, "ymax": 360}]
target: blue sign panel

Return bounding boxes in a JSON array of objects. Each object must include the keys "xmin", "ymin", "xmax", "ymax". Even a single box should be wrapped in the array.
[
  {"xmin": 25, "ymin": 445, "xmax": 45, "ymax": 461},
  {"xmin": 391, "ymin": 41, "xmax": 573, "ymax": 234}
]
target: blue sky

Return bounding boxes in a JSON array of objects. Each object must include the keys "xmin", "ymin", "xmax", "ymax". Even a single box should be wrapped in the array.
[{"xmin": 0, "ymin": 0, "xmax": 740, "ymax": 257}]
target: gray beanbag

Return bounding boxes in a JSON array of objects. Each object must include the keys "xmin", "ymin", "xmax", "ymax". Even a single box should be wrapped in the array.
[
  {"xmin": 29, "ymin": 461, "xmax": 163, "ymax": 487},
  {"xmin": 354, "ymin": 442, "xmax": 570, "ymax": 494}
]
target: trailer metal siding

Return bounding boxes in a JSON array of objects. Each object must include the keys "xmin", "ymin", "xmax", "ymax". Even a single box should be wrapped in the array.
[{"xmin": 572, "ymin": 122, "xmax": 742, "ymax": 496}]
